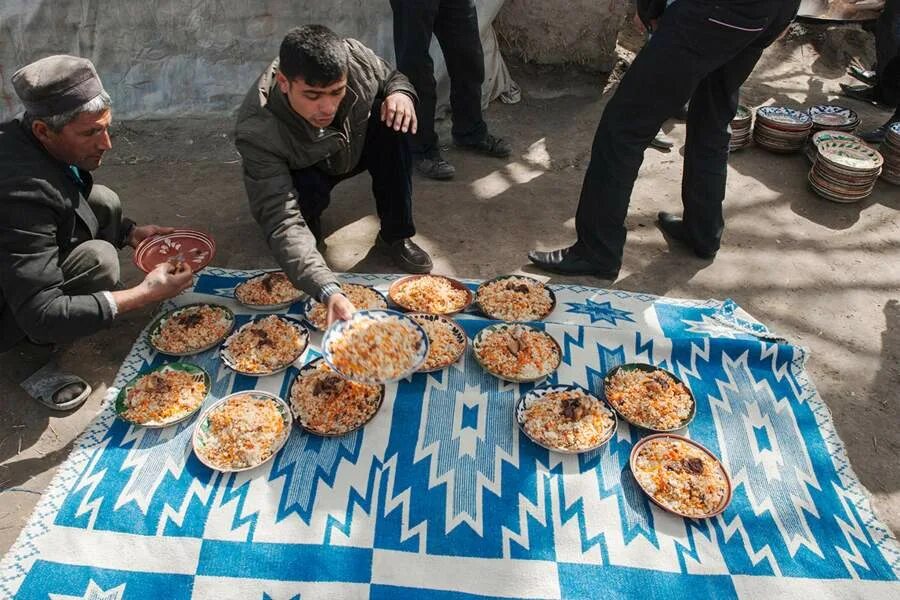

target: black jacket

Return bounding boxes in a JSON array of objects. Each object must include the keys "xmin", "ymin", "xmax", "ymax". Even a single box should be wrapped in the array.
[{"xmin": 0, "ymin": 119, "xmax": 115, "ymax": 351}]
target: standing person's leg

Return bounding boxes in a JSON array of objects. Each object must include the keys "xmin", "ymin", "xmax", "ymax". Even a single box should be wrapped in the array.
[
  {"xmin": 434, "ymin": 0, "xmax": 510, "ymax": 157},
  {"xmin": 390, "ymin": 0, "xmax": 441, "ymax": 157},
  {"xmin": 530, "ymin": 0, "xmax": 788, "ymax": 276},
  {"xmin": 360, "ymin": 99, "xmax": 432, "ymax": 273}
]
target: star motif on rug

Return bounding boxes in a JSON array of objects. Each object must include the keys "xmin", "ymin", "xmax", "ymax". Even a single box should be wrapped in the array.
[
  {"xmin": 50, "ymin": 581, "xmax": 126, "ymax": 600},
  {"xmin": 564, "ymin": 299, "xmax": 635, "ymax": 325}
]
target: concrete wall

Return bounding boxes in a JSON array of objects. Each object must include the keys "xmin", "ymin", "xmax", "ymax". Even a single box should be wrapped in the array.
[{"xmin": 0, "ymin": 0, "xmax": 514, "ymax": 120}]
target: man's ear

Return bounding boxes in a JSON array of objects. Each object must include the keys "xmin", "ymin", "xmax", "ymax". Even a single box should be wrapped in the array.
[
  {"xmin": 31, "ymin": 119, "xmax": 53, "ymax": 144},
  {"xmin": 275, "ymin": 70, "xmax": 290, "ymax": 94}
]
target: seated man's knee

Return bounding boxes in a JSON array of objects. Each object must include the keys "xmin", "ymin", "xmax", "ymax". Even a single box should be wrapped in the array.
[
  {"xmin": 75, "ymin": 240, "xmax": 121, "ymax": 289},
  {"xmin": 87, "ymin": 185, "xmax": 121, "ymax": 213}
]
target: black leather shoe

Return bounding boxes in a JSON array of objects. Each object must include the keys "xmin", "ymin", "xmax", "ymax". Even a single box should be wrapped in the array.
[
  {"xmin": 858, "ymin": 124, "xmax": 889, "ymax": 144},
  {"xmin": 454, "ymin": 132, "xmax": 512, "ymax": 158},
  {"xmin": 527, "ymin": 246, "xmax": 618, "ymax": 279},
  {"xmin": 414, "ymin": 155, "xmax": 456, "ymax": 180},
  {"xmin": 378, "ymin": 236, "xmax": 433, "ymax": 274},
  {"xmin": 657, "ymin": 212, "xmax": 717, "ymax": 259},
  {"xmin": 840, "ymin": 83, "xmax": 880, "ymax": 105}
]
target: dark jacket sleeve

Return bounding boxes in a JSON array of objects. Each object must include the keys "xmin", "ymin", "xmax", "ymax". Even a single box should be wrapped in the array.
[{"xmin": 0, "ymin": 178, "xmax": 114, "ymax": 344}]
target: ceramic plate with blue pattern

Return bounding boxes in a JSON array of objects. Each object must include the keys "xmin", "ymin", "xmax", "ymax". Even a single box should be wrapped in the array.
[
  {"xmin": 515, "ymin": 384, "xmax": 617, "ymax": 454},
  {"xmin": 756, "ymin": 106, "xmax": 812, "ymax": 128},
  {"xmin": 472, "ymin": 323, "xmax": 561, "ymax": 383},
  {"xmin": 220, "ymin": 315, "xmax": 309, "ymax": 376},
  {"xmin": 808, "ymin": 105, "xmax": 859, "ymax": 129},
  {"xmin": 148, "ymin": 303, "xmax": 235, "ymax": 357},
  {"xmin": 474, "ymin": 274, "xmax": 557, "ymax": 322},
  {"xmin": 321, "ymin": 309, "xmax": 428, "ymax": 384},
  {"xmin": 233, "ymin": 271, "xmax": 305, "ymax": 311}
]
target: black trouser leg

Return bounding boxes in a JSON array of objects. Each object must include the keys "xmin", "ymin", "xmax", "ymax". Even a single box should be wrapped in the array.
[
  {"xmin": 574, "ymin": 0, "xmax": 798, "ymax": 269},
  {"xmin": 682, "ymin": 46, "xmax": 763, "ymax": 254},
  {"xmin": 289, "ymin": 168, "xmax": 335, "ymax": 222},
  {"xmin": 361, "ymin": 99, "xmax": 416, "ymax": 242},
  {"xmin": 433, "ymin": 0, "xmax": 487, "ymax": 143},
  {"xmin": 391, "ymin": 0, "xmax": 440, "ymax": 156}
]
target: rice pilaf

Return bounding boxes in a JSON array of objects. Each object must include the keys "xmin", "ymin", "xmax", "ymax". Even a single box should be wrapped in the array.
[
  {"xmin": 410, "ymin": 314, "xmax": 466, "ymax": 370},
  {"xmin": 633, "ymin": 437, "xmax": 728, "ymax": 517},
  {"xmin": 605, "ymin": 368, "xmax": 693, "ymax": 430},
  {"xmin": 391, "ymin": 275, "xmax": 470, "ymax": 314},
  {"xmin": 152, "ymin": 305, "xmax": 232, "ymax": 354},
  {"xmin": 327, "ymin": 314, "xmax": 424, "ymax": 382},
  {"xmin": 196, "ymin": 394, "xmax": 287, "ymax": 470},
  {"xmin": 475, "ymin": 325, "xmax": 560, "ymax": 380},
  {"xmin": 306, "ymin": 284, "xmax": 387, "ymax": 330},
  {"xmin": 122, "ymin": 368, "xmax": 206, "ymax": 426},
  {"xmin": 522, "ymin": 388, "xmax": 614, "ymax": 452},
  {"xmin": 291, "ymin": 360, "xmax": 382, "ymax": 435},
  {"xmin": 223, "ymin": 315, "xmax": 307, "ymax": 374},
  {"xmin": 235, "ymin": 272, "xmax": 303, "ymax": 306},
  {"xmin": 477, "ymin": 276, "xmax": 553, "ymax": 321}
]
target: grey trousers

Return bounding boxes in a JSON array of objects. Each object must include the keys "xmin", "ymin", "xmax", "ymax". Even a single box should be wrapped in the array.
[{"xmin": 59, "ymin": 184, "xmax": 124, "ymax": 295}]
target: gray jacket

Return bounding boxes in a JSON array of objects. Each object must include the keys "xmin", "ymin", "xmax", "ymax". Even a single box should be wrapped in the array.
[
  {"xmin": 234, "ymin": 38, "xmax": 417, "ymax": 300},
  {"xmin": 0, "ymin": 120, "xmax": 118, "ymax": 352}
]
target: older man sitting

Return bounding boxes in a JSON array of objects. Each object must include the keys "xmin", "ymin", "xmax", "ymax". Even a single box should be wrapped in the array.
[{"xmin": 0, "ymin": 55, "xmax": 192, "ymax": 410}]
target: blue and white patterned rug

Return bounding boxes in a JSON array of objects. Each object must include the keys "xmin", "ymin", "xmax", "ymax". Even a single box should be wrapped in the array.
[{"xmin": 2, "ymin": 269, "xmax": 898, "ymax": 599}]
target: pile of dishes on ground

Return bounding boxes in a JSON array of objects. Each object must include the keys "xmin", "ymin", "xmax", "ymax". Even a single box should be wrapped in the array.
[
  {"xmin": 117, "ymin": 267, "xmax": 733, "ymax": 519},
  {"xmin": 805, "ymin": 105, "xmax": 859, "ymax": 161},
  {"xmin": 808, "ymin": 132, "xmax": 884, "ymax": 202},
  {"xmin": 753, "ymin": 106, "xmax": 813, "ymax": 153},
  {"xmin": 879, "ymin": 122, "xmax": 900, "ymax": 185},
  {"xmin": 729, "ymin": 105, "xmax": 752, "ymax": 152}
]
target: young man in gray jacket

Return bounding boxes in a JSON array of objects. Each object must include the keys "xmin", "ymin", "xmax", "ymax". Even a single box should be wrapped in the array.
[{"xmin": 235, "ymin": 25, "xmax": 433, "ymax": 325}]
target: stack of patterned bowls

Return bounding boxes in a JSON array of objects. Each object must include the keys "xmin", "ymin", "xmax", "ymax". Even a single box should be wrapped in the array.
[
  {"xmin": 754, "ymin": 106, "xmax": 813, "ymax": 153},
  {"xmin": 809, "ymin": 137, "xmax": 883, "ymax": 202},
  {"xmin": 805, "ymin": 129, "xmax": 862, "ymax": 163},
  {"xmin": 729, "ymin": 105, "xmax": 752, "ymax": 152},
  {"xmin": 879, "ymin": 122, "xmax": 900, "ymax": 185},
  {"xmin": 805, "ymin": 105, "xmax": 859, "ymax": 161},
  {"xmin": 808, "ymin": 105, "xmax": 859, "ymax": 133}
]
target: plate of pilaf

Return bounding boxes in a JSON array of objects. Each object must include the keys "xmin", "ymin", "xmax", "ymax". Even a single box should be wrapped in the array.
[
  {"xmin": 603, "ymin": 363, "xmax": 695, "ymax": 432},
  {"xmin": 473, "ymin": 323, "xmax": 561, "ymax": 383},
  {"xmin": 475, "ymin": 275, "xmax": 556, "ymax": 321},
  {"xmin": 516, "ymin": 385, "xmax": 617, "ymax": 454},
  {"xmin": 290, "ymin": 357, "xmax": 385, "ymax": 436},
  {"xmin": 301, "ymin": 283, "xmax": 388, "ymax": 331},
  {"xmin": 630, "ymin": 434, "xmax": 732, "ymax": 519},
  {"xmin": 148, "ymin": 303, "xmax": 235, "ymax": 356},
  {"xmin": 220, "ymin": 315, "xmax": 309, "ymax": 376},
  {"xmin": 192, "ymin": 391, "xmax": 292, "ymax": 472},
  {"xmin": 388, "ymin": 274, "xmax": 473, "ymax": 315},
  {"xmin": 115, "ymin": 363, "xmax": 210, "ymax": 427},
  {"xmin": 322, "ymin": 309, "xmax": 428, "ymax": 384},
  {"xmin": 234, "ymin": 271, "xmax": 304, "ymax": 310},
  {"xmin": 409, "ymin": 313, "xmax": 468, "ymax": 372}
]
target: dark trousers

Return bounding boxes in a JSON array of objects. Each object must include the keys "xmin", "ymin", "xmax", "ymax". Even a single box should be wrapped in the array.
[
  {"xmin": 876, "ymin": 0, "xmax": 900, "ymax": 105},
  {"xmin": 574, "ymin": 0, "xmax": 799, "ymax": 270},
  {"xmin": 390, "ymin": 0, "xmax": 487, "ymax": 156},
  {"xmin": 289, "ymin": 100, "xmax": 416, "ymax": 242}
]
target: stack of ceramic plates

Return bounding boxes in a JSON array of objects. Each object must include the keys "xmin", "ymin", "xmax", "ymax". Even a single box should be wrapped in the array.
[
  {"xmin": 808, "ymin": 105, "xmax": 859, "ymax": 133},
  {"xmin": 804, "ymin": 129, "xmax": 863, "ymax": 163},
  {"xmin": 754, "ymin": 106, "xmax": 813, "ymax": 153},
  {"xmin": 809, "ymin": 137, "xmax": 883, "ymax": 203},
  {"xmin": 879, "ymin": 122, "xmax": 900, "ymax": 185},
  {"xmin": 729, "ymin": 105, "xmax": 752, "ymax": 152}
]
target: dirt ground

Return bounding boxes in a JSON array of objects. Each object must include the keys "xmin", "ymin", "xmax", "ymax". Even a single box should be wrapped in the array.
[{"xmin": 1, "ymin": 21, "xmax": 898, "ymax": 556}]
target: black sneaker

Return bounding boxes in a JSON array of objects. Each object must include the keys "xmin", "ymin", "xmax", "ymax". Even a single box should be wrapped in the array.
[
  {"xmin": 414, "ymin": 154, "xmax": 456, "ymax": 180},
  {"xmin": 377, "ymin": 235, "xmax": 433, "ymax": 274},
  {"xmin": 454, "ymin": 132, "xmax": 511, "ymax": 158}
]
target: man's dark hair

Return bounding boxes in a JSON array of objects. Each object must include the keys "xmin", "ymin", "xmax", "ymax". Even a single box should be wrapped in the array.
[{"xmin": 279, "ymin": 25, "xmax": 349, "ymax": 86}]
